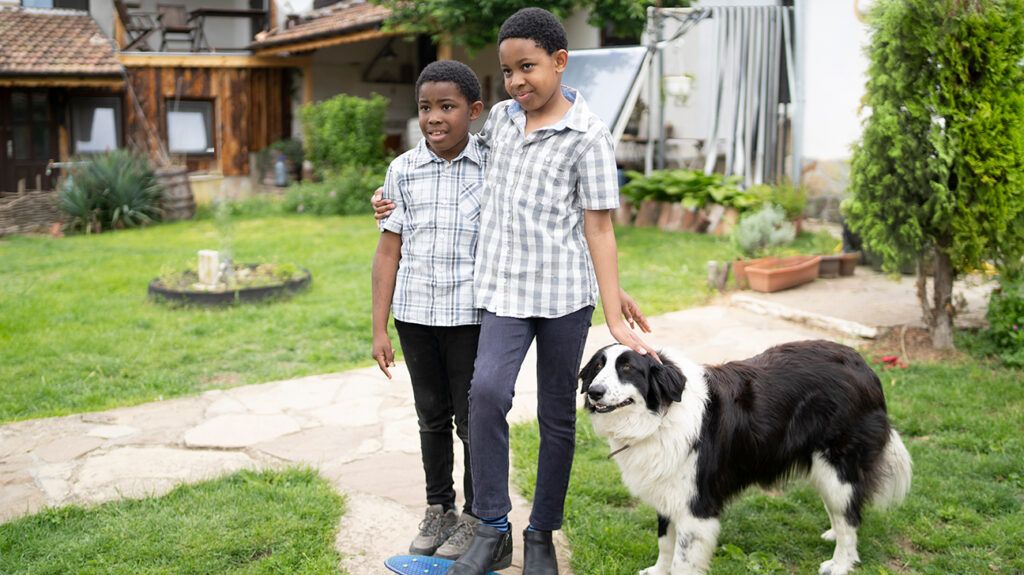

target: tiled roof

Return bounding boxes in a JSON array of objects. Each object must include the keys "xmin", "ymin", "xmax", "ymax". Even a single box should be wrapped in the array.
[
  {"xmin": 0, "ymin": 7, "xmax": 121, "ymax": 76},
  {"xmin": 251, "ymin": 1, "xmax": 391, "ymax": 50}
]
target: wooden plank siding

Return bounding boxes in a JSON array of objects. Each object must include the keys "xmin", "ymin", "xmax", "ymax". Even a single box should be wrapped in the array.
[{"xmin": 124, "ymin": 65, "xmax": 291, "ymax": 176}]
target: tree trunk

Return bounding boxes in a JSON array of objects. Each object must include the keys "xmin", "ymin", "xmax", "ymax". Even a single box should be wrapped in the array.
[{"xmin": 931, "ymin": 247, "xmax": 956, "ymax": 350}]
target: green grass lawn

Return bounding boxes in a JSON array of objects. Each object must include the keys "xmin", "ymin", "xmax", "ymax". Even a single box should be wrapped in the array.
[
  {"xmin": 511, "ymin": 356, "xmax": 1024, "ymax": 574},
  {"xmin": 0, "ymin": 215, "xmax": 743, "ymax": 423},
  {"xmin": 0, "ymin": 468, "xmax": 345, "ymax": 574}
]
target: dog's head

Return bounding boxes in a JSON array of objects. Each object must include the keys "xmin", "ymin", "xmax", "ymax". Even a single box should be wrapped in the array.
[{"xmin": 579, "ymin": 344, "xmax": 686, "ymax": 416}]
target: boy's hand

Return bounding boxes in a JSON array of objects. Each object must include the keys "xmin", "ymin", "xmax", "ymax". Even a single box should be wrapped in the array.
[
  {"xmin": 372, "ymin": 332, "xmax": 395, "ymax": 379},
  {"xmin": 608, "ymin": 321, "xmax": 661, "ymax": 362},
  {"xmin": 371, "ymin": 187, "xmax": 396, "ymax": 221},
  {"xmin": 619, "ymin": 288, "xmax": 651, "ymax": 333}
]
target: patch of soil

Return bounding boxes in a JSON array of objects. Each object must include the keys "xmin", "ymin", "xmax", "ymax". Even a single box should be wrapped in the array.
[{"xmin": 861, "ymin": 325, "xmax": 966, "ymax": 366}]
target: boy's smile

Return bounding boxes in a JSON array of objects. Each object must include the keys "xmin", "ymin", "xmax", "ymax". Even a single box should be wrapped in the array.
[
  {"xmin": 499, "ymin": 38, "xmax": 569, "ymax": 117},
  {"xmin": 417, "ymin": 81, "xmax": 483, "ymax": 161}
]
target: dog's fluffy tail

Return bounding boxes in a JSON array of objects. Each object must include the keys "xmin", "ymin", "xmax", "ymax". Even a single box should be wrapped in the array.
[{"xmin": 870, "ymin": 429, "xmax": 912, "ymax": 509}]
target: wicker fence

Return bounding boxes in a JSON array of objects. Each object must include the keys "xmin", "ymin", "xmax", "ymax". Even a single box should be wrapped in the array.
[{"xmin": 0, "ymin": 191, "xmax": 61, "ymax": 236}]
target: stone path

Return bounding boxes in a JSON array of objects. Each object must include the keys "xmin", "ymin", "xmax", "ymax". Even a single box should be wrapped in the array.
[{"xmin": 0, "ymin": 269, "xmax": 989, "ymax": 574}]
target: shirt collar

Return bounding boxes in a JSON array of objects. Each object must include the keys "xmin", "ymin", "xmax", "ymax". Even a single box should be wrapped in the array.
[
  {"xmin": 506, "ymin": 86, "xmax": 591, "ymax": 133},
  {"xmin": 413, "ymin": 134, "xmax": 483, "ymax": 167}
]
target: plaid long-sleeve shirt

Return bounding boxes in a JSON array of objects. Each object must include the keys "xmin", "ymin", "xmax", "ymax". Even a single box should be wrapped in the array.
[
  {"xmin": 474, "ymin": 87, "xmax": 620, "ymax": 318},
  {"xmin": 380, "ymin": 136, "xmax": 485, "ymax": 326}
]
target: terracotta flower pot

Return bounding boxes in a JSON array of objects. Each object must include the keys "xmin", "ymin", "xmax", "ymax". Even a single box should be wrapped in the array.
[
  {"xmin": 818, "ymin": 254, "xmax": 843, "ymax": 278},
  {"xmin": 839, "ymin": 251, "xmax": 860, "ymax": 276},
  {"xmin": 746, "ymin": 255, "xmax": 821, "ymax": 293},
  {"xmin": 732, "ymin": 256, "xmax": 775, "ymax": 289}
]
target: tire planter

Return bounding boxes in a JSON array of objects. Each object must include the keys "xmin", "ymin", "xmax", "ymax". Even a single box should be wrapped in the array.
[
  {"xmin": 746, "ymin": 255, "xmax": 821, "ymax": 293},
  {"xmin": 149, "ymin": 267, "xmax": 311, "ymax": 306}
]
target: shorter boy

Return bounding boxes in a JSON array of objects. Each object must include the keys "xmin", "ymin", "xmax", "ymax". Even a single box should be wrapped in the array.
[{"xmin": 371, "ymin": 60, "xmax": 486, "ymax": 560}]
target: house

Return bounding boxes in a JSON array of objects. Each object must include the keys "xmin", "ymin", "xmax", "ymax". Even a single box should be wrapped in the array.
[
  {"xmin": 0, "ymin": 0, "xmax": 609, "ymax": 204},
  {"xmin": 0, "ymin": 0, "xmax": 304, "ymax": 201}
]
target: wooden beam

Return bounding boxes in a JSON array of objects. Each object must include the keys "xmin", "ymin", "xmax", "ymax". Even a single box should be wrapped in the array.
[
  {"xmin": 118, "ymin": 53, "xmax": 311, "ymax": 68},
  {"xmin": 0, "ymin": 77, "xmax": 124, "ymax": 88},
  {"xmin": 302, "ymin": 62, "xmax": 313, "ymax": 105},
  {"xmin": 253, "ymin": 28, "xmax": 399, "ymax": 57}
]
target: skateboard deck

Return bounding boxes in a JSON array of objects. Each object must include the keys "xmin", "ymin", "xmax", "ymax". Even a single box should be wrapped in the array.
[{"xmin": 384, "ymin": 555, "xmax": 498, "ymax": 575}]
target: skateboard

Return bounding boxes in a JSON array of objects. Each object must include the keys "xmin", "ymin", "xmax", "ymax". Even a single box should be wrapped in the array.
[{"xmin": 384, "ymin": 554, "xmax": 498, "ymax": 575}]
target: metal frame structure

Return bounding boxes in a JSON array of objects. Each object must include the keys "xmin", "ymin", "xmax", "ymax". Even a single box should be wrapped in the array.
[{"xmin": 643, "ymin": 1, "xmax": 802, "ymax": 187}]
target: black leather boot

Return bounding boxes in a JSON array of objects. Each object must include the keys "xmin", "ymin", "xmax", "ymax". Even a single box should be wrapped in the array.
[
  {"xmin": 522, "ymin": 528, "xmax": 558, "ymax": 574},
  {"xmin": 448, "ymin": 523, "xmax": 513, "ymax": 574}
]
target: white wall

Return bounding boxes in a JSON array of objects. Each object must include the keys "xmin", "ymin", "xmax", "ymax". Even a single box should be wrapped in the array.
[{"xmin": 800, "ymin": 0, "xmax": 870, "ymax": 161}]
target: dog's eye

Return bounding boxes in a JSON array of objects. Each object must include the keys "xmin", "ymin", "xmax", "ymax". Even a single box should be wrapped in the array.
[{"xmin": 621, "ymin": 364, "xmax": 631, "ymax": 371}]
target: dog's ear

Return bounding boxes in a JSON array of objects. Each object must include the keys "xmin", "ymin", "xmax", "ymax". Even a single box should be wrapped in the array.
[
  {"xmin": 647, "ymin": 357, "xmax": 686, "ymax": 409},
  {"xmin": 578, "ymin": 351, "xmax": 606, "ymax": 395}
]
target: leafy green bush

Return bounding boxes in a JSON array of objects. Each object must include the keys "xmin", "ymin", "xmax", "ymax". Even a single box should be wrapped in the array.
[
  {"xmin": 59, "ymin": 150, "xmax": 163, "ymax": 233},
  {"xmin": 983, "ymin": 266, "xmax": 1024, "ymax": 367},
  {"xmin": 769, "ymin": 182, "xmax": 806, "ymax": 220},
  {"xmin": 283, "ymin": 165, "xmax": 385, "ymax": 216},
  {"xmin": 732, "ymin": 203, "xmax": 796, "ymax": 258},
  {"xmin": 299, "ymin": 94, "xmax": 389, "ymax": 174},
  {"xmin": 621, "ymin": 169, "xmax": 751, "ymax": 210}
]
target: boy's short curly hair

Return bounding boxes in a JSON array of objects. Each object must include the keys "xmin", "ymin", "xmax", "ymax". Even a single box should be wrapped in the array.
[
  {"xmin": 498, "ymin": 7, "xmax": 567, "ymax": 54},
  {"xmin": 415, "ymin": 60, "xmax": 482, "ymax": 104}
]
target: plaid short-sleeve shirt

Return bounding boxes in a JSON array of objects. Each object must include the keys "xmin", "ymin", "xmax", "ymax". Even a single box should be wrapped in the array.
[
  {"xmin": 380, "ymin": 136, "xmax": 485, "ymax": 326},
  {"xmin": 475, "ymin": 87, "xmax": 620, "ymax": 318}
]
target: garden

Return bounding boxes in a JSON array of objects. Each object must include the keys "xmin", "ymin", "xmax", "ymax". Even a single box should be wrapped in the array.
[{"xmin": 2, "ymin": 0, "xmax": 1024, "ymax": 573}]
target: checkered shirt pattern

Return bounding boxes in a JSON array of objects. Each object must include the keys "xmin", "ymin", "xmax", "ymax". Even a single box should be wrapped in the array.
[
  {"xmin": 380, "ymin": 135, "xmax": 485, "ymax": 326},
  {"xmin": 475, "ymin": 87, "xmax": 620, "ymax": 318}
]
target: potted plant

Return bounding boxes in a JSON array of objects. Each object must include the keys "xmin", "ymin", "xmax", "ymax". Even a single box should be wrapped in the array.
[
  {"xmin": 731, "ymin": 203, "xmax": 797, "ymax": 288},
  {"xmin": 770, "ymin": 182, "xmax": 807, "ymax": 234},
  {"xmin": 746, "ymin": 255, "xmax": 822, "ymax": 292}
]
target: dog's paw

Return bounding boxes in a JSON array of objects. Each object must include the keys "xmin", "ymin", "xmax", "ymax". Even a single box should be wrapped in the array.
[
  {"xmin": 819, "ymin": 559, "xmax": 856, "ymax": 575},
  {"xmin": 820, "ymin": 528, "xmax": 836, "ymax": 541},
  {"xmin": 637, "ymin": 567, "xmax": 669, "ymax": 575}
]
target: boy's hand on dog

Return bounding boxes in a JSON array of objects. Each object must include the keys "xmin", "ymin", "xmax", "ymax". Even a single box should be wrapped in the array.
[
  {"xmin": 371, "ymin": 187, "xmax": 395, "ymax": 220},
  {"xmin": 609, "ymin": 320, "xmax": 660, "ymax": 362},
  {"xmin": 372, "ymin": 333, "xmax": 396, "ymax": 379}
]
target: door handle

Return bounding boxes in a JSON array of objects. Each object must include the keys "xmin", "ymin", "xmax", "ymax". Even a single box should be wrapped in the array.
[{"xmin": 5, "ymin": 140, "xmax": 11, "ymax": 157}]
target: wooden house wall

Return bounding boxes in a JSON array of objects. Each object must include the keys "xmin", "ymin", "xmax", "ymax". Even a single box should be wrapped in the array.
[{"xmin": 124, "ymin": 66, "xmax": 290, "ymax": 176}]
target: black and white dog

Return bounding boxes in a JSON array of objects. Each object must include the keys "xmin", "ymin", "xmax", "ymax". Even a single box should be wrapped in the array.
[{"xmin": 579, "ymin": 340, "xmax": 912, "ymax": 575}]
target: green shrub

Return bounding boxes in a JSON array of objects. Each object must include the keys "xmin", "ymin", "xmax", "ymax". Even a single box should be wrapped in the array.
[
  {"xmin": 983, "ymin": 265, "xmax": 1024, "ymax": 367},
  {"xmin": 59, "ymin": 150, "xmax": 163, "ymax": 233},
  {"xmin": 255, "ymin": 139, "xmax": 305, "ymax": 181},
  {"xmin": 621, "ymin": 169, "xmax": 764, "ymax": 212},
  {"xmin": 769, "ymin": 182, "xmax": 806, "ymax": 220},
  {"xmin": 299, "ymin": 94, "xmax": 389, "ymax": 174},
  {"xmin": 283, "ymin": 165, "xmax": 386, "ymax": 216},
  {"xmin": 732, "ymin": 203, "xmax": 796, "ymax": 258}
]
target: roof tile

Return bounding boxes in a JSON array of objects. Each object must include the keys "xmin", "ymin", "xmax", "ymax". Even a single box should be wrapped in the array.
[{"xmin": 0, "ymin": 7, "xmax": 121, "ymax": 77}]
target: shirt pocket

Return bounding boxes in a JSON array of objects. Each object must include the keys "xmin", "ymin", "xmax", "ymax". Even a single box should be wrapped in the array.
[
  {"xmin": 458, "ymin": 182, "xmax": 482, "ymax": 223},
  {"xmin": 532, "ymin": 156, "xmax": 574, "ymax": 209}
]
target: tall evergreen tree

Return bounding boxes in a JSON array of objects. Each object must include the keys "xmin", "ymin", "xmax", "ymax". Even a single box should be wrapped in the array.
[{"xmin": 846, "ymin": 0, "xmax": 1024, "ymax": 349}]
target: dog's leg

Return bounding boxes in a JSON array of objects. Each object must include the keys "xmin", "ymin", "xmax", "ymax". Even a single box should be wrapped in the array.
[
  {"xmin": 809, "ymin": 454, "xmax": 861, "ymax": 575},
  {"xmin": 638, "ymin": 514, "xmax": 674, "ymax": 575},
  {"xmin": 668, "ymin": 514, "xmax": 720, "ymax": 575},
  {"xmin": 820, "ymin": 502, "xmax": 837, "ymax": 541}
]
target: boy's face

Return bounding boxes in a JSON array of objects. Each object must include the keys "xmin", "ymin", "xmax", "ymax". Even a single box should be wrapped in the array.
[
  {"xmin": 417, "ymin": 81, "xmax": 483, "ymax": 160},
  {"xmin": 498, "ymin": 39, "xmax": 568, "ymax": 114}
]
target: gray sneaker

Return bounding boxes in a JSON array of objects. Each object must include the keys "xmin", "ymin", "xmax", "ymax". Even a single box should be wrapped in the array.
[
  {"xmin": 434, "ymin": 513, "xmax": 481, "ymax": 560},
  {"xmin": 409, "ymin": 504, "xmax": 457, "ymax": 556}
]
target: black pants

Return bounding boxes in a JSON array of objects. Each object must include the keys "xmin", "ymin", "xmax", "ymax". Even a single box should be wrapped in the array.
[{"xmin": 395, "ymin": 320, "xmax": 480, "ymax": 514}]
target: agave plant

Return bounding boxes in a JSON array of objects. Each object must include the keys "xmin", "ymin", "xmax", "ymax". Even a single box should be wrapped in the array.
[
  {"xmin": 58, "ymin": 175, "xmax": 101, "ymax": 234},
  {"xmin": 66, "ymin": 150, "xmax": 163, "ymax": 231}
]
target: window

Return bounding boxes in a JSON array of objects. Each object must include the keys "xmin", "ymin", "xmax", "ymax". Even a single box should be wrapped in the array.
[
  {"xmin": 166, "ymin": 100, "xmax": 214, "ymax": 154},
  {"xmin": 71, "ymin": 97, "xmax": 122, "ymax": 154}
]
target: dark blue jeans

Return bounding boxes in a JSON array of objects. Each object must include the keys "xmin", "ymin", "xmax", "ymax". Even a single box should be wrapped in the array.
[
  {"xmin": 468, "ymin": 306, "xmax": 593, "ymax": 530},
  {"xmin": 395, "ymin": 320, "xmax": 480, "ymax": 515}
]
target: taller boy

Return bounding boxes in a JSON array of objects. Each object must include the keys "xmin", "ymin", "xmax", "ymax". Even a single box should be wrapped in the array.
[{"xmin": 452, "ymin": 8, "xmax": 654, "ymax": 575}]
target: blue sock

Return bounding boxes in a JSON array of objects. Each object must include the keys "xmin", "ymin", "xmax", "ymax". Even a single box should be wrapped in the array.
[
  {"xmin": 526, "ymin": 524, "xmax": 540, "ymax": 532},
  {"xmin": 482, "ymin": 515, "xmax": 510, "ymax": 533}
]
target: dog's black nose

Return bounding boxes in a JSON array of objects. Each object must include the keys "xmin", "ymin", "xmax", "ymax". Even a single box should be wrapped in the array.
[{"xmin": 587, "ymin": 384, "xmax": 606, "ymax": 401}]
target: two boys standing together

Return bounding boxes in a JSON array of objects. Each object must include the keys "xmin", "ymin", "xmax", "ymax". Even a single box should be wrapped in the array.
[{"xmin": 371, "ymin": 8, "xmax": 656, "ymax": 574}]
